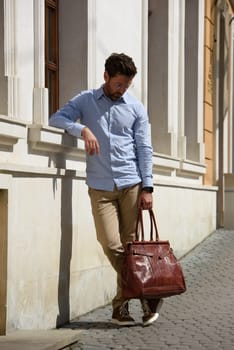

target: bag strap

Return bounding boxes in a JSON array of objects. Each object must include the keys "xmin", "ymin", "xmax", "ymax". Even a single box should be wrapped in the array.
[{"xmin": 135, "ymin": 208, "xmax": 160, "ymax": 241}]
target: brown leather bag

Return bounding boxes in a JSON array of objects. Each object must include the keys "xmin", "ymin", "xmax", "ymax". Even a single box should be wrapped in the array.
[{"xmin": 121, "ymin": 208, "xmax": 186, "ymax": 299}]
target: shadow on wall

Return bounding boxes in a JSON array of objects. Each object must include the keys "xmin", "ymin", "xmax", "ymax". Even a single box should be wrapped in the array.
[
  {"xmin": 56, "ymin": 173, "xmax": 73, "ymax": 327},
  {"xmin": 54, "ymin": 148, "xmax": 75, "ymax": 327}
]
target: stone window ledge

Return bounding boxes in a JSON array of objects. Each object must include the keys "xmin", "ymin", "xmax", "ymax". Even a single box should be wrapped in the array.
[
  {"xmin": 28, "ymin": 125, "xmax": 85, "ymax": 158},
  {"xmin": 153, "ymin": 153, "xmax": 180, "ymax": 170},
  {"xmin": 179, "ymin": 159, "xmax": 206, "ymax": 175},
  {"xmin": 0, "ymin": 115, "xmax": 27, "ymax": 147},
  {"xmin": 153, "ymin": 153, "xmax": 206, "ymax": 177}
]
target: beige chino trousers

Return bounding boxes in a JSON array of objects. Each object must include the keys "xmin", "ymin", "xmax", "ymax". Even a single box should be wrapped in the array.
[{"xmin": 88, "ymin": 183, "xmax": 141, "ymax": 310}]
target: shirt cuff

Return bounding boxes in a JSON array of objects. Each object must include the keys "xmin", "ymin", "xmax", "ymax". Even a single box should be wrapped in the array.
[
  {"xmin": 141, "ymin": 177, "xmax": 153, "ymax": 189},
  {"xmin": 67, "ymin": 123, "xmax": 86, "ymax": 138}
]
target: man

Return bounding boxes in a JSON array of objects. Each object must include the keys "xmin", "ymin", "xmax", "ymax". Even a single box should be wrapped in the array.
[{"xmin": 49, "ymin": 53, "xmax": 163, "ymax": 326}]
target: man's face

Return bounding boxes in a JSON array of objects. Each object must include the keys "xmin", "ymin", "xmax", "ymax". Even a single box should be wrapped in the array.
[{"xmin": 103, "ymin": 72, "xmax": 133, "ymax": 100}]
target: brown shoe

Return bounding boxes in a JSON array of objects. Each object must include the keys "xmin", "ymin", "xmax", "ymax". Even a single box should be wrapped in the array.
[
  {"xmin": 111, "ymin": 301, "xmax": 135, "ymax": 326},
  {"xmin": 141, "ymin": 299, "xmax": 163, "ymax": 326}
]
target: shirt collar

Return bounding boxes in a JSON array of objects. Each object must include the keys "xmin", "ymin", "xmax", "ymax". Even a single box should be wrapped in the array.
[
  {"xmin": 94, "ymin": 86, "xmax": 129, "ymax": 103},
  {"xmin": 95, "ymin": 87, "xmax": 105, "ymax": 100}
]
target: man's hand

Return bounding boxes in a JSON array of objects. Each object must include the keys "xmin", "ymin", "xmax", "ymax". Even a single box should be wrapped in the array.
[
  {"xmin": 81, "ymin": 127, "xmax": 100, "ymax": 156},
  {"xmin": 138, "ymin": 191, "xmax": 153, "ymax": 210}
]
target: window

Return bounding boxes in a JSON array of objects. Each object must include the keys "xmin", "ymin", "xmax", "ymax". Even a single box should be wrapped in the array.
[
  {"xmin": 45, "ymin": 0, "xmax": 88, "ymax": 115},
  {"xmin": 45, "ymin": 0, "xmax": 58, "ymax": 116},
  {"xmin": 148, "ymin": 0, "xmax": 169, "ymax": 154}
]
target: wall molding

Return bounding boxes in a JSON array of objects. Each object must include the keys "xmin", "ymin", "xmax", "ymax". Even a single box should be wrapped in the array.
[
  {"xmin": 28, "ymin": 125, "xmax": 85, "ymax": 158},
  {"xmin": 0, "ymin": 115, "xmax": 27, "ymax": 147}
]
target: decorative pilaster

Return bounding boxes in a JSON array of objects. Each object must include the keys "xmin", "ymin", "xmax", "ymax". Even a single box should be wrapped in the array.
[
  {"xmin": 87, "ymin": 0, "xmax": 97, "ymax": 89},
  {"xmin": 168, "ymin": 0, "xmax": 180, "ymax": 157},
  {"xmin": 229, "ymin": 18, "xmax": 234, "ymax": 172},
  {"xmin": 33, "ymin": 0, "xmax": 48, "ymax": 125},
  {"xmin": 184, "ymin": 0, "xmax": 205, "ymax": 163},
  {"xmin": 4, "ymin": 0, "xmax": 19, "ymax": 118},
  {"xmin": 197, "ymin": 0, "xmax": 205, "ymax": 163},
  {"xmin": 177, "ymin": 0, "xmax": 186, "ymax": 159},
  {"xmin": 141, "ymin": 0, "xmax": 148, "ymax": 108}
]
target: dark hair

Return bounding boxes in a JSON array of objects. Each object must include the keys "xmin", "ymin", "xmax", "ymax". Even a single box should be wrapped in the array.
[{"xmin": 104, "ymin": 53, "xmax": 137, "ymax": 78}]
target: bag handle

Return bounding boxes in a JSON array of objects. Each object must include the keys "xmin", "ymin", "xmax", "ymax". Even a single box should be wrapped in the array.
[{"xmin": 135, "ymin": 208, "xmax": 160, "ymax": 241}]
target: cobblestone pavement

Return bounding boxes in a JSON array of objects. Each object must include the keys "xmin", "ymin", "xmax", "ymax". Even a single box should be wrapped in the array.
[{"xmin": 64, "ymin": 230, "xmax": 234, "ymax": 350}]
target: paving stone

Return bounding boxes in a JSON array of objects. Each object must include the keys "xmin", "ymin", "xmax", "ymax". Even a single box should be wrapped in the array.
[{"xmin": 62, "ymin": 230, "xmax": 234, "ymax": 350}]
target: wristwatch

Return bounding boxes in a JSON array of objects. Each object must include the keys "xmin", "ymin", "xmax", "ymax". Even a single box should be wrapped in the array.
[{"xmin": 141, "ymin": 187, "xmax": 154, "ymax": 193}]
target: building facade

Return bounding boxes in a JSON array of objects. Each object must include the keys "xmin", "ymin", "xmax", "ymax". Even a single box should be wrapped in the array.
[{"xmin": 0, "ymin": 0, "xmax": 234, "ymax": 333}]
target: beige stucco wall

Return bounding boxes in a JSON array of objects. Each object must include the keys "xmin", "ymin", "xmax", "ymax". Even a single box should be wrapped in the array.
[
  {"xmin": 155, "ymin": 184, "xmax": 217, "ymax": 257},
  {"xmin": 3, "ymin": 173, "xmax": 216, "ymax": 330},
  {"xmin": 6, "ymin": 175, "xmax": 115, "ymax": 329},
  {"xmin": 0, "ymin": 0, "xmax": 219, "ymax": 332}
]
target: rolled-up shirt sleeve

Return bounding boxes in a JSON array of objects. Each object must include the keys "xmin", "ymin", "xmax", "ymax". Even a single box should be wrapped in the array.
[{"xmin": 49, "ymin": 96, "xmax": 85, "ymax": 138}]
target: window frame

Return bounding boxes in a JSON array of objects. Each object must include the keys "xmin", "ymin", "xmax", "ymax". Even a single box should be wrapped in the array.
[{"xmin": 45, "ymin": 0, "xmax": 59, "ymax": 115}]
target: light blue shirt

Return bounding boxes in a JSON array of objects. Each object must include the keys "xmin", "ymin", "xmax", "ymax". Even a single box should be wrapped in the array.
[{"xmin": 49, "ymin": 87, "xmax": 153, "ymax": 191}]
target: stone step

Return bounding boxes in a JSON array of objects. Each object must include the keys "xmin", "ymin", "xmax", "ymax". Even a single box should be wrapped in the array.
[{"xmin": 0, "ymin": 329, "xmax": 80, "ymax": 350}]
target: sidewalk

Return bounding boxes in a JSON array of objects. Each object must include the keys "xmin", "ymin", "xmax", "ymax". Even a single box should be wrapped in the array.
[
  {"xmin": 0, "ymin": 229, "xmax": 233, "ymax": 350},
  {"xmin": 0, "ymin": 329, "xmax": 80, "ymax": 350},
  {"xmin": 64, "ymin": 229, "xmax": 234, "ymax": 350}
]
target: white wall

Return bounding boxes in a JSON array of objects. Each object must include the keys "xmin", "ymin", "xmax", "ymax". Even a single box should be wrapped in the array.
[
  {"xmin": 155, "ymin": 185, "xmax": 216, "ymax": 257},
  {"xmin": 59, "ymin": 0, "xmax": 88, "ymax": 106},
  {"xmin": 5, "ymin": 175, "xmax": 216, "ymax": 330},
  {"xmin": 7, "ymin": 176, "xmax": 115, "ymax": 329},
  {"xmin": 88, "ymin": 0, "xmax": 147, "ymax": 103},
  {"xmin": 15, "ymin": 0, "xmax": 34, "ymax": 121},
  {"xmin": 0, "ymin": 0, "xmax": 218, "ymax": 331}
]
